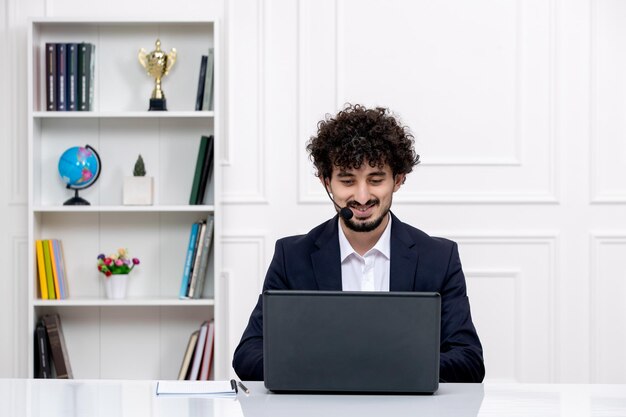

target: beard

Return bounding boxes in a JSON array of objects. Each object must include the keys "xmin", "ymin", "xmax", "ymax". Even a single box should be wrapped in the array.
[{"xmin": 342, "ymin": 198, "xmax": 391, "ymax": 233}]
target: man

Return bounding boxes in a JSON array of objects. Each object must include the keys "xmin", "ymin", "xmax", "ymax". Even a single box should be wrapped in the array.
[{"xmin": 233, "ymin": 104, "xmax": 485, "ymax": 383}]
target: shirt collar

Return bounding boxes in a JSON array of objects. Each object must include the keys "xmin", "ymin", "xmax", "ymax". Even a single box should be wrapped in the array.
[{"xmin": 338, "ymin": 214, "xmax": 392, "ymax": 262}]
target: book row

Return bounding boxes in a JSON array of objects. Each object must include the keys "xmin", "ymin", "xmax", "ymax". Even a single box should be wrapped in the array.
[
  {"xmin": 178, "ymin": 320, "xmax": 215, "ymax": 380},
  {"xmin": 34, "ymin": 314, "xmax": 73, "ymax": 379},
  {"xmin": 35, "ymin": 239, "xmax": 69, "ymax": 300},
  {"xmin": 194, "ymin": 48, "xmax": 215, "ymax": 111},
  {"xmin": 179, "ymin": 216, "xmax": 215, "ymax": 299},
  {"xmin": 45, "ymin": 42, "xmax": 95, "ymax": 111},
  {"xmin": 189, "ymin": 135, "xmax": 215, "ymax": 205}
]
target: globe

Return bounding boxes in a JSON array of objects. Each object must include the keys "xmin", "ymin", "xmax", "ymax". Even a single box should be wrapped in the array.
[{"xmin": 58, "ymin": 145, "xmax": 101, "ymax": 205}]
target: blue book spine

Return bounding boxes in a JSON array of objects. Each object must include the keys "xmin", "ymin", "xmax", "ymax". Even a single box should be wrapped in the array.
[
  {"xmin": 52, "ymin": 239, "xmax": 65, "ymax": 299},
  {"xmin": 179, "ymin": 222, "xmax": 200, "ymax": 299}
]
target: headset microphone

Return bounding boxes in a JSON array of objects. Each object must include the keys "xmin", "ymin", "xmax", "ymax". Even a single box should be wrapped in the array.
[{"xmin": 323, "ymin": 183, "xmax": 354, "ymax": 221}]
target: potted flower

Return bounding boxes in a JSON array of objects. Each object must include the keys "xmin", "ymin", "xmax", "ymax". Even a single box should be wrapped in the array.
[
  {"xmin": 123, "ymin": 154, "xmax": 154, "ymax": 205},
  {"xmin": 97, "ymin": 248, "xmax": 140, "ymax": 299}
]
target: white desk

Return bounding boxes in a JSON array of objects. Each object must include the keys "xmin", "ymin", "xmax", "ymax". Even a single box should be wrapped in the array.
[{"xmin": 1, "ymin": 379, "xmax": 625, "ymax": 416}]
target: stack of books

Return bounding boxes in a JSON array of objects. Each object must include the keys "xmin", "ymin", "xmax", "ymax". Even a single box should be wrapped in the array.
[
  {"xmin": 35, "ymin": 239, "xmax": 69, "ymax": 300},
  {"xmin": 179, "ymin": 216, "xmax": 214, "ymax": 299},
  {"xmin": 189, "ymin": 135, "xmax": 214, "ymax": 205},
  {"xmin": 194, "ymin": 48, "xmax": 215, "ymax": 111},
  {"xmin": 34, "ymin": 314, "xmax": 73, "ymax": 379},
  {"xmin": 178, "ymin": 320, "xmax": 215, "ymax": 380},
  {"xmin": 45, "ymin": 42, "xmax": 95, "ymax": 111}
]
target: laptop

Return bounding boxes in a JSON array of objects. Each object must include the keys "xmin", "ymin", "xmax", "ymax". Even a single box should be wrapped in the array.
[{"xmin": 263, "ymin": 290, "xmax": 441, "ymax": 394}]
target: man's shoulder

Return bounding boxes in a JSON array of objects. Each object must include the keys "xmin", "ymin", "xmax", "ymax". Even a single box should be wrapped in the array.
[{"xmin": 392, "ymin": 215, "xmax": 456, "ymax": 252}]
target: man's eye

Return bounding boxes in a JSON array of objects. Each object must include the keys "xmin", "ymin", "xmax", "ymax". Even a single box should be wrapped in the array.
[
  {"xmin": 340, "ymin": 180, "xmax": 354, "ymax": 185},
  {"xmin": 370, "ymin": 179, "xmax": 383, "ymax": 184}
]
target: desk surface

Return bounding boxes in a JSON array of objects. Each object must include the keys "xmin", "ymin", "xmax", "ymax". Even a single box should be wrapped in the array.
[{"xmin": 1, "ymin": 379, "xmax": 625, "ymax": 417}]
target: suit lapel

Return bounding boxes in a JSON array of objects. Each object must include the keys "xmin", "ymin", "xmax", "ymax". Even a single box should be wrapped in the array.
[
  {"xmin": 389, "ymin": 213, "xmax": 419, "ymax": 291},
  {"xmin": 311, "ymin": 216, "xmax": 343, "ymax": 290}
]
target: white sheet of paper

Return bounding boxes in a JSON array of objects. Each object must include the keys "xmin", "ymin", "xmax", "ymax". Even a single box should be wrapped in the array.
[{"xmin": 156, "ymin": 380, "xmax": 237, "ymax": 396}]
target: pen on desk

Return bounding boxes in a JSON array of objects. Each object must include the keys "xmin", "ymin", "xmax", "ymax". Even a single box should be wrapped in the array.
[
  {"xmin": 230, "ymin": 379, "xmax": 238, "ymax": 394},
  {"xmin": 237, "ymin": 381, "xmax": 250, "ymax": 394}
]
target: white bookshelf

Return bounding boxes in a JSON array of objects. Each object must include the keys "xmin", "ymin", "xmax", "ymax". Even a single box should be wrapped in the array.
[{"xmin": 27, "ymin": 18, "xmax": 223, "ymax": 380}]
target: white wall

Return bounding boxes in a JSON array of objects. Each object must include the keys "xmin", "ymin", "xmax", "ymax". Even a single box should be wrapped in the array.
[{"xmin": 2, "ymin": 0, "xmax": 625, "ymax": 383}]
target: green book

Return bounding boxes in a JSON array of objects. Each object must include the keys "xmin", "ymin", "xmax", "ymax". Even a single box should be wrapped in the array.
[
  {"xmin": 41, "ymin": 240, "xmax": 56, "ymax": 299},
  {"xmin": 189, "ymin": 136, "xmax": 209, "ymax": 205}
]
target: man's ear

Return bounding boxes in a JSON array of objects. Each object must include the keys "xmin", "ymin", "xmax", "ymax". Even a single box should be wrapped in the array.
[
  {"xmin": 321, "ymin": 176, "xmax": 330, "ymax": 188},
  {"xmin": 393, "ymin": 174, "xmax": 406, "ymax": 192}
]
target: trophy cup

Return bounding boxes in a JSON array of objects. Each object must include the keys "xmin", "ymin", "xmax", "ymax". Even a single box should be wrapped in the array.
[{"xmin": 138, "ymin": 39, "xmax": 177, "ymax": 111}]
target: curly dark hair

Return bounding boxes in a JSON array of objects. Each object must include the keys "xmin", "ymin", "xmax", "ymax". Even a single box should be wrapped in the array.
[{"xmin": 306, "ymin": 104, "xmax": 420, "ymax": 181}]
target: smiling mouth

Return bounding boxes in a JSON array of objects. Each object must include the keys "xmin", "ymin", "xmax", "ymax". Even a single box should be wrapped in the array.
[{"xmin": 348, "ymin": 200, "xmax": 378, "ymax": 216}]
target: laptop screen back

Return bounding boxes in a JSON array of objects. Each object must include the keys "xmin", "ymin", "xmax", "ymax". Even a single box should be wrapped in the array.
[{"xmin": 263, "ymin": 290, "xmax": 441, "ymax": 394}]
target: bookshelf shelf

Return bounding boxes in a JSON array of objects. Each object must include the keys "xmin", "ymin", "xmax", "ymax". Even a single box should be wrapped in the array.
[
  {"xmin": 34, "ymin": 297, "xmax": 215, "ymax": 307},
  {"xmin": 27, "ymin": 18, "xmax": 223, "ymax": 381},
  {"xmin": 33, "ymin": 111, "xmax": 215, "ymax": 119},
  {"xmin": 33, "ymin": 205, "xmax": 216, "ymax": 213}
]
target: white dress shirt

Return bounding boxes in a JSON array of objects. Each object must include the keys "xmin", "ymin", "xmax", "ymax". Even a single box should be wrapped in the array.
[{"xmin": 338, "ymin": 214, "xmax": 391, "ymax": 292}]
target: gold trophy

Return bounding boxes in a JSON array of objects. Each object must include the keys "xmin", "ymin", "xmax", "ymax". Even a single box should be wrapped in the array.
[{"xmin": 138, "ymin": 39, "xmax": 177, "ymax": 111}]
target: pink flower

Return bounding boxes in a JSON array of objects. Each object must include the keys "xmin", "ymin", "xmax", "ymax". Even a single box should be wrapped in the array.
[
  {"xmin": 104, "ymin": 258, "xmax": 112, "ymax": 266},
  {"xmin": 115, "ymin": 259, "xmax": 123, "ymax": 266},
  {"xmin": 132, "ymin": 258, "xmax": 140, "ymax": 265}
]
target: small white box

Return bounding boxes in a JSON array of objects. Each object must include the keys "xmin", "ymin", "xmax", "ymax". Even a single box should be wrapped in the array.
[{"xmin": 123, "ymin": 176, "xmax": 154, "ymax": 205}]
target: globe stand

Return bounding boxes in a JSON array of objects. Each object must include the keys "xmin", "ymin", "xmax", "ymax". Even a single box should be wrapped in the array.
[{"xmin": 63, "ymin": 188, "xmax": 90, "ymax": 206}]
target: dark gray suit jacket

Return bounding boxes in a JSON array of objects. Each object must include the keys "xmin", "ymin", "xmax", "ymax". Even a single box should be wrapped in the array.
[{"xmin": 233, "ymin": 212, "xmax": 485, "ymax": 382}]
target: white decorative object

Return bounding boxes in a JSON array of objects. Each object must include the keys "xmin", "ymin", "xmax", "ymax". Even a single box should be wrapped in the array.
[
  {"xmin": 123, "ymin": 176, "xmax": 154, "ymax": 205},
  {"xmin": 104, "ymin": 274, "xmax": 128, "ymax": 299}
]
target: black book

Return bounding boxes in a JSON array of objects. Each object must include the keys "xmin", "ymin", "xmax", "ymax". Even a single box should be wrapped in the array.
[
  {"xmin": 196, "ymin": 135, "xmax": 214, "ymax": 205},
  {"xmin": 56, "ymin": 44, "xmax": 67, "ymax": 111},
  {"xmin": 45, "ymin": 43, "xmax": 56, "ymax": 111},
  {"xmin": 77, "ymin": 43, "xmax": 93, "ymax": 111},
  {"xmin": 34, "ymin": 320, "xmax": 51, "ymax": 378},
  {"xmin": 66, "ymin": 43, "xmax": 78, "ymax": 111},
  {"xmin": 195, "ymin": 55, "xmax": 208, "ymax": 111}
]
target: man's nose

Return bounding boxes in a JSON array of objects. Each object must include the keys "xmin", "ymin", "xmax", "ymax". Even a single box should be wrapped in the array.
[{"xmin": 353, "ymin": 182, "xmax": 370, "ymax": 205}]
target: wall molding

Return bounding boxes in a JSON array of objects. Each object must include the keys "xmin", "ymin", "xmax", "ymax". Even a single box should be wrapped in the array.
[
  {"xmin": 297, "ymin": 0, "xmax": 558, "ymax": 204},
  {"xmin": 589, "ymin": 233, "xmax": 626, "ymax": 382}
]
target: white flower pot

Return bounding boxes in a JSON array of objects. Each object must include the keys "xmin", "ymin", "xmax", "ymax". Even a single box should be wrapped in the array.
[
  {"xmin": 104, "ymin": 274, "xmax": 129, "ymax": 299},
  {"xmin": 123, "ymin": 176, "xmax": 154, "ymax": 205}
]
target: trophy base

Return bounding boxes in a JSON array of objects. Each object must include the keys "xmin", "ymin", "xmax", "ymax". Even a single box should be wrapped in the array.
[{"xmin": 149, "ymin": 98, "xmax": 167, "ymax": 111}]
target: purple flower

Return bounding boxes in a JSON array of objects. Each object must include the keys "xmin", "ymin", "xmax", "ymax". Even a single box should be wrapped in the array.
[
  {"xmin": 97, "ymin": 253, "xmax": 105, "ymax": 260},
  {"xmin": 132, "ymin": 258, "xmax": 140, "ymax": 265}
]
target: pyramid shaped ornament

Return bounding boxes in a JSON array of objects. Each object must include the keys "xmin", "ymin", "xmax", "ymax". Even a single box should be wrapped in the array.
[{"xmin": 138, "ymin": 39, "xmax": 177, "ymax": 111}]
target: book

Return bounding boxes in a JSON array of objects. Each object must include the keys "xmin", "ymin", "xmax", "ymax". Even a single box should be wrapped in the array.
[
  {"xmin": 198, "ymin": 320, "xmax": 215, "ymax": 380},
  {"xmin": 77, "ymin": 43, "xmax": 93, "ymax": 111},
  {"xmin": 35, "ymin": 240, "xmax": 48, "ymax": 300},
  {"xmin": 66, "ymin": 43, "xmax": 78, "ymax": 111},
  {"xmin": 202, "ymin": 48, "xmax": 214, "ymax": 111},
  {"xmin": 88, "ymin": 43, "xmax": 96, "ymax": 110},
  {"xmin": 47, "ymin": 240, "xmax": 61, "ymax": 300},
  {"xmin": 196, "ymin": 135, "xmax": 214, "ymax": 205},
  {"xmin": 185, "ymin": 221, "xmax": 205, "ymax": 296},
  {"xmin": 56, "ymin": 43, "xmax": 67, "ymax": 111},
  {"xmin": 189, "ymin": 215, "xmax": 214, "ymax": 299},
  {"xmin": 45, "ymin": 43, "xmax": 56, "ymax": 111},
  {"xmin": 189, "ymin": 136, "xmax": 209, "ymax": 205},
  {"xmin": 52, "ymin": 239, "xmax": 67, "ymax": 299},
  {"xmin": 178, "ymin": 330, "xmax": 199, "ymax": 380},
  {"xmin": 57, "ymin": 239, "xmax": 69, "ymax": 299},
  {"xmin": 42, "ymin": 314, "xmax": 73, "ymax": 379},
  {"xmin": 34, "ymin": 320, "xmax": 51, "ymax": 378},
  {"xmin": 41, "ymin": 240, "xmax": 55, "ymax": 299},
  {"xmin": 179, "ymin": 222, "xmax": 200, "ymax": 299},
  {"xmin": 187, "ymin": 222, "xmax": 207, "ymax": 298},
  {"xmin": 188, "ymin": 321, "xmax": 208, "ymax": 380},
  {"xmin": 195, "ymin": 55, "xmax": 208, "ymax": 110}
]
